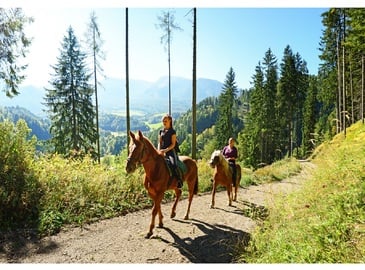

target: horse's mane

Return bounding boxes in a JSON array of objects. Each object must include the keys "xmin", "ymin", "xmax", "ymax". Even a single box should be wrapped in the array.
[
  {"xmin": 212, "ymin": 150, "xmax": 230, "ymax": 171},
  {"xmin": 137, "ymin": 132, "xmax": 161, "ymax": 157}
]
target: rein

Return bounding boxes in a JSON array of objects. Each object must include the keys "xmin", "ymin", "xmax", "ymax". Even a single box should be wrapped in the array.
[{"xmin": 128, "ymin": 139, "xmax": 155, "ymax": 165}]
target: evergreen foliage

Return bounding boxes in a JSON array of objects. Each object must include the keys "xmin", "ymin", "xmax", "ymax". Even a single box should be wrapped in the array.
[
  {"xmin": 240, "ymin": 49, "xmax": 279, "ymax": 167},
  {"xmin": 84, "ymin": 11, "xmax": 105, "ymax": 163},
  {"xmin": 215, "ymin": 67, "xmax": 240, "ymax": 149},
  {"xmin": 0, "ymin": 8, "xmax": 33, "ymax": 97},
  {"xmin": 44, "ymin": 27, "xmax": 97, "ymax": 157}
]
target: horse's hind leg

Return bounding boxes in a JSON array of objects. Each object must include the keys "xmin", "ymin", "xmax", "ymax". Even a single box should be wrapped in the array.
[
  {"xmin": 210, "ymin": 183, "xmax": 217, "ymax": 208},
  {"xmin": 170, "ymin": 188, "xmax": 182, "ymax": 218},
  {"xmin": 233, "ymin": 185, "xmax": 238, "ymax": 201},
  {"xmin": 184, "ymin": 189, "xmax": 194, "ymax": 220}
]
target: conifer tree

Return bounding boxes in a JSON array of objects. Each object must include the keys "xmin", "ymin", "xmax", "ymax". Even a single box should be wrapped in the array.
[
  {"xmin": 276, "ymin": 45, "xmax": 300, "ymax": 157},
  {"xmin": 156, "ymin": 10, "xmax": 182, "ymax": 115},
  {"xmin": 44, "ymin": 26, "xmax": 97, "ymax": 157},
  {"xmin": 240, "ymin": 63, "xmax": 265, "ymax": 166},
  {"xmin": 215, "ymin": 67, "xmax": 238, "ymax": 149},
  {"xmin": 302, "ymin": 75, "xmax": 319, "ymax": 155},
  {"xmin": 0, "ymin": 8, "xmax": 33, "ymax": 97},
  {"xmin": 85, "ymin": 11, "xmax": 105, "ymax": 163},
  {"xmin": 240, "ymin": 49, "xmax": 279, "ymax": 167}
]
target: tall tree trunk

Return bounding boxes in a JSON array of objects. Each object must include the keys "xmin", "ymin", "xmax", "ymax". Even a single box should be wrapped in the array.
[
  {"xmin": 349, "ymin": 58, "xmax": 354, "ymax": 124},
  {"xmin": 342, "ymin": 38, "xmax": 346, "ymax": 137},
  {"xmin": 168, "ymin": 15, "xmax": 171, "ymax": 115},
  {"xmin": 125, "ymin": 8, "xmax": 131, "ymax": 153},
  {"xmin": 361, "ymin": 54, "xmax": 365, "ymax": 124},
  {"xmin": 336, "ymin": 35, "xmax": 342, "ymax": 134},
  {"xmin": 191, "ymin": 7, "xmax": 197, "ymax": 159},
  {"xmin": 93, "ymin": 26, "xmax": 100, "ymax": 163}
]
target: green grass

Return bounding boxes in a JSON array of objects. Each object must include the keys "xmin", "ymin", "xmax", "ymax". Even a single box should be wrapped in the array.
[
  {"xmin": 0, "ymin": 119, "xmax": 304, "ymax": 238},
  {"xmin": 237, "ymin": 121, "xmax": 365, "ymax": 263},
  {"xmin": 32, "ymin": 154, "xmax": 226, "ymax": 235}
]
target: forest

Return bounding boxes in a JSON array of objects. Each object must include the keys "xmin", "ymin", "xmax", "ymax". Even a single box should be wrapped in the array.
[
  {"xmin": 1, "ymin": 9, "xmax": 365, "ymax": 169},
  {"xmin": 1, "ymin": 7, "xmax": 365, "ymax": 263}
]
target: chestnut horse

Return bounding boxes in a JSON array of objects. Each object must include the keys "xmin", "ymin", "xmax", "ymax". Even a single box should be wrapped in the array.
[
  {"xmin": 209, "ymin": 150, "xmax": 241, "ymax": 208},
  {"xmin": 126, "ymin": 130, "xmax": 198, "ymax": 238}
]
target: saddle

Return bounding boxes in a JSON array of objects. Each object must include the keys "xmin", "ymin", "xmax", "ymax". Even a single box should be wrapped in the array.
[
  {"xmin": 164, "ymin": 156, "xmax": 187, "ymax": 188},
  {"xmin": 164, "ymin": 156, "xmax": 187, "ymax": 176}
]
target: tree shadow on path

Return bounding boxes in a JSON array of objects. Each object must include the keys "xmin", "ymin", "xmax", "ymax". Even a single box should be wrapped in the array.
[
  {"xmin": 0, "ymin": 230, "xmax": 58, "ymax": 263},
  {"xmin": 154, "ymin": 218, "xmax": 251, "ymax": 263}
]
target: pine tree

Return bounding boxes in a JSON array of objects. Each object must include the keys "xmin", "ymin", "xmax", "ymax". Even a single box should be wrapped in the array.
[
  {"xmin": 84, "ymin": 11, "xmax": 105, "ymax": 163},
  {"xmin": 240, "ymin": 63, "xmax": 265, "ymax": 167},
  {"xmin": 262, "ymin": 49, "xmax": 279, "ymax": 163},
  {"xmin": 44, "ymin": 26, "xmax": 97, "ymax": 157},
  {"xmin": 239, "ymin": 49, "xmax": 279, "ymax": 167},
  {"xmin": 156, "ymin": 10, "xmax": 182, "ymax": 115},
  {"xmin": 346, "ymin": 9, "xmax": 365, "ymax": 124},
  {"xmin": 276, "ymin": 45, "xmax": 300, "ymax": 157},
  {"xmin": 302, "ymin": 75, "xmax": 319, "ymax": 156},
  {"xmin": 215, "ymin": 67, "xmax": 238, "ymax": 149},
  {"xmin": 0, "ymin": 8, "xmax": 33, "ymax": 97}
]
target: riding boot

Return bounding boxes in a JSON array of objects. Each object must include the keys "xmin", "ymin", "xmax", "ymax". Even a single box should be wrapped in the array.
[
  {"xmin": 232, "ymin": 171, "xmax": 236, "ymax": 187},
  {"xmin": 175, "ymin": 167, "xmax": 183, "ymax": 189}
]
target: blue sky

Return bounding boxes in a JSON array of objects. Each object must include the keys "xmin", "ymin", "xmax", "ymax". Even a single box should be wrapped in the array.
[
  {"xmin": 18, "ymin": 6, "xmax": 328, "ymax": 91},
  {"xmin": 6, "ymin": 1, "xmax": 362, "ymax": 91}
]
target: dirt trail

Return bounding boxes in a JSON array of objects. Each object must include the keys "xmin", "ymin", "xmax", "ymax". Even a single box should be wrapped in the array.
[{"xmin": 0, "ymin": 161, "xmax": 315, "ymax": 263}]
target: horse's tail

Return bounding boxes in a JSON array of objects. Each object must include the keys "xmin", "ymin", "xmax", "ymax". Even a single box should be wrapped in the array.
[{"xmin": 193, "ymin": 175, "xmax": 198, "ymax": 195}]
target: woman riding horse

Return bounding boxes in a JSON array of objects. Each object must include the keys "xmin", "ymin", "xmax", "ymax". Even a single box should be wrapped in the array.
[
  {"xmin": 209, "ymin": 150, "xmax": 241, "ymax": 208},
  {"xmin": 222, "ymin": 137, "xmax": 238, "ymax": 187},
  {"xmin": 126, "ymin": 130, "xmax": 198, "ymax": 238},
  {"xmin": 158, "ymin": 114, "xmax": 183, "ymax": 189}
]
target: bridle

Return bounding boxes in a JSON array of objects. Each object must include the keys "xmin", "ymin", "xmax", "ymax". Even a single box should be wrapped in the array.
[{"xmin": 127, "ymin": 139, "xmax": 153, "ymax": 165}]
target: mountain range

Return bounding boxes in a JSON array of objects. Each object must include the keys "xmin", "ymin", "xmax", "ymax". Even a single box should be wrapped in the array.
[{"xmin": 0, "ymin": 76, "xmax": 224, "ymax": 117}]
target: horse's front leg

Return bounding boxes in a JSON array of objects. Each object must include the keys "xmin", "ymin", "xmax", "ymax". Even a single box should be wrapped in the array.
[
  {"xmin": 171, "ymin": 187, "xmax": 182, "ymax": 218},
  {"xmin": 157, "ymin": 193, "xmax": 164, "ymax": 228},
  {"xmin": 227, "ymin": 184, "xmax": 233, "ymax": 206},
  {"xmin": 146, "ymin": 194, "xmax": 163, "ymax": 239},
  {"xmin": 210, "ymin": 182, "xmax": 217, "ymax": 208}
]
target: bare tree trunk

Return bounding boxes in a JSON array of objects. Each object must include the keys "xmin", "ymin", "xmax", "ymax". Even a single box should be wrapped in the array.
[
  {"xmin": 349, "ymin": 57, "xmax": 354, "ymax": 124},
  {"xmin": 342, "ymin": 40, "xmax": 346, "ymax": 137},
  {"xmin": 168, "ymin": 16, "xmax": 171, "ymax": 115},
  {"xmin": 191, "ymin": 8, "xmax": 197, "ymax": 160},
  {"xmin": 361, "ymin": 54, "xmax": 364, "ymax": 124},
  {"xmin": 125, "ymin": 8, "xmax": 131, "ymax": 153},
  {"xmin": 336, "ymin": 36, "xmax": 342, "ymax": 134},
  {"xmin": 93, "ymin": 26, "xmax": 100, "ymax": 163}
]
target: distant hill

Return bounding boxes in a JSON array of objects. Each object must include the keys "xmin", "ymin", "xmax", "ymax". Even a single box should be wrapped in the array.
[
  {"xmin": 0, "ymin": 106, "xmax": 51, "ymax": 140},
  {"xmin": 0, "ymin": 76, "xmax": 224, "ymax": 117}
]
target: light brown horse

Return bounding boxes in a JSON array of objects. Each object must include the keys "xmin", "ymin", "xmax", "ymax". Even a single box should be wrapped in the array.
[
  {"xmin": 126, "ymin": 130, "xmax": 198, "ymax": 238},
  {"xmin": 209, "ymin": 150, "xmax": 241, "ymax": 208}
]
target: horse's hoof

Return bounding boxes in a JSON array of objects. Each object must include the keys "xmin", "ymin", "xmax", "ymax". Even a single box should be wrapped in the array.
[
  {"xmin": 184, "ymin": 215, "xmax": 189, "ymax": 220},
  {"xmin": 145, "ymin": 232, "xmax": 153, "ymax": 239},
  {"xmin": 170, "ymin": 212, "xmax": 176, "ymax": 219},
  {"xmin": 158, "ymin": 223, "xmax": 164, "ymax": 228},
  {"xmin": 209, "ymin": 204, "xmax": 214, "ymax": 209}
]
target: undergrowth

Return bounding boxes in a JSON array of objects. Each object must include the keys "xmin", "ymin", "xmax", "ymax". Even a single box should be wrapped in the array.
[
  {"xmin": 238, "ymin": 121, "xmax": 365, "ymax": 263},
  {"xmin": 1, "ymin": 120, "xmax": 303, "ymax": 237}
]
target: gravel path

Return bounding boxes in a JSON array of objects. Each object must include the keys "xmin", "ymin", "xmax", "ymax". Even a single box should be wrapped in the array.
[{"xmin": 0, "ymin": 161, "xmax": 315, "ymax": 263}]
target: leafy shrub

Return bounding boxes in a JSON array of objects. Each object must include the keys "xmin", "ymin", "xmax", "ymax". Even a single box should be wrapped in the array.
[{"xmin": 0, "ymin": 120, "xmax": 41, "ymax": 229}]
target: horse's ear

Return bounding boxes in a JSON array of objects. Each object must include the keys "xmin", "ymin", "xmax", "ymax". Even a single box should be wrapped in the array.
[
  {"xmin": 138, "ymin": 130, "xmax": 143, "ymax": 139},
  {"xmin": 129, "ymin": 130, "xmax": 136, "ymax": 141}
]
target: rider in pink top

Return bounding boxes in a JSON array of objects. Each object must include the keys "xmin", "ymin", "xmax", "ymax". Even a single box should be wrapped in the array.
[{"xmin": 222, "ymin": 138, "xmax": 238, "ymax": 187}]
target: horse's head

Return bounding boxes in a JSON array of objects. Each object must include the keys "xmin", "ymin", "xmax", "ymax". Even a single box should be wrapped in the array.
[
  {"xmin": 209, "ymin": 150, "xmax": 222, "ymax": 168},
  {"xmin": 126, "ymin": 130, "xmax": 146, "ymax": 173}
]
